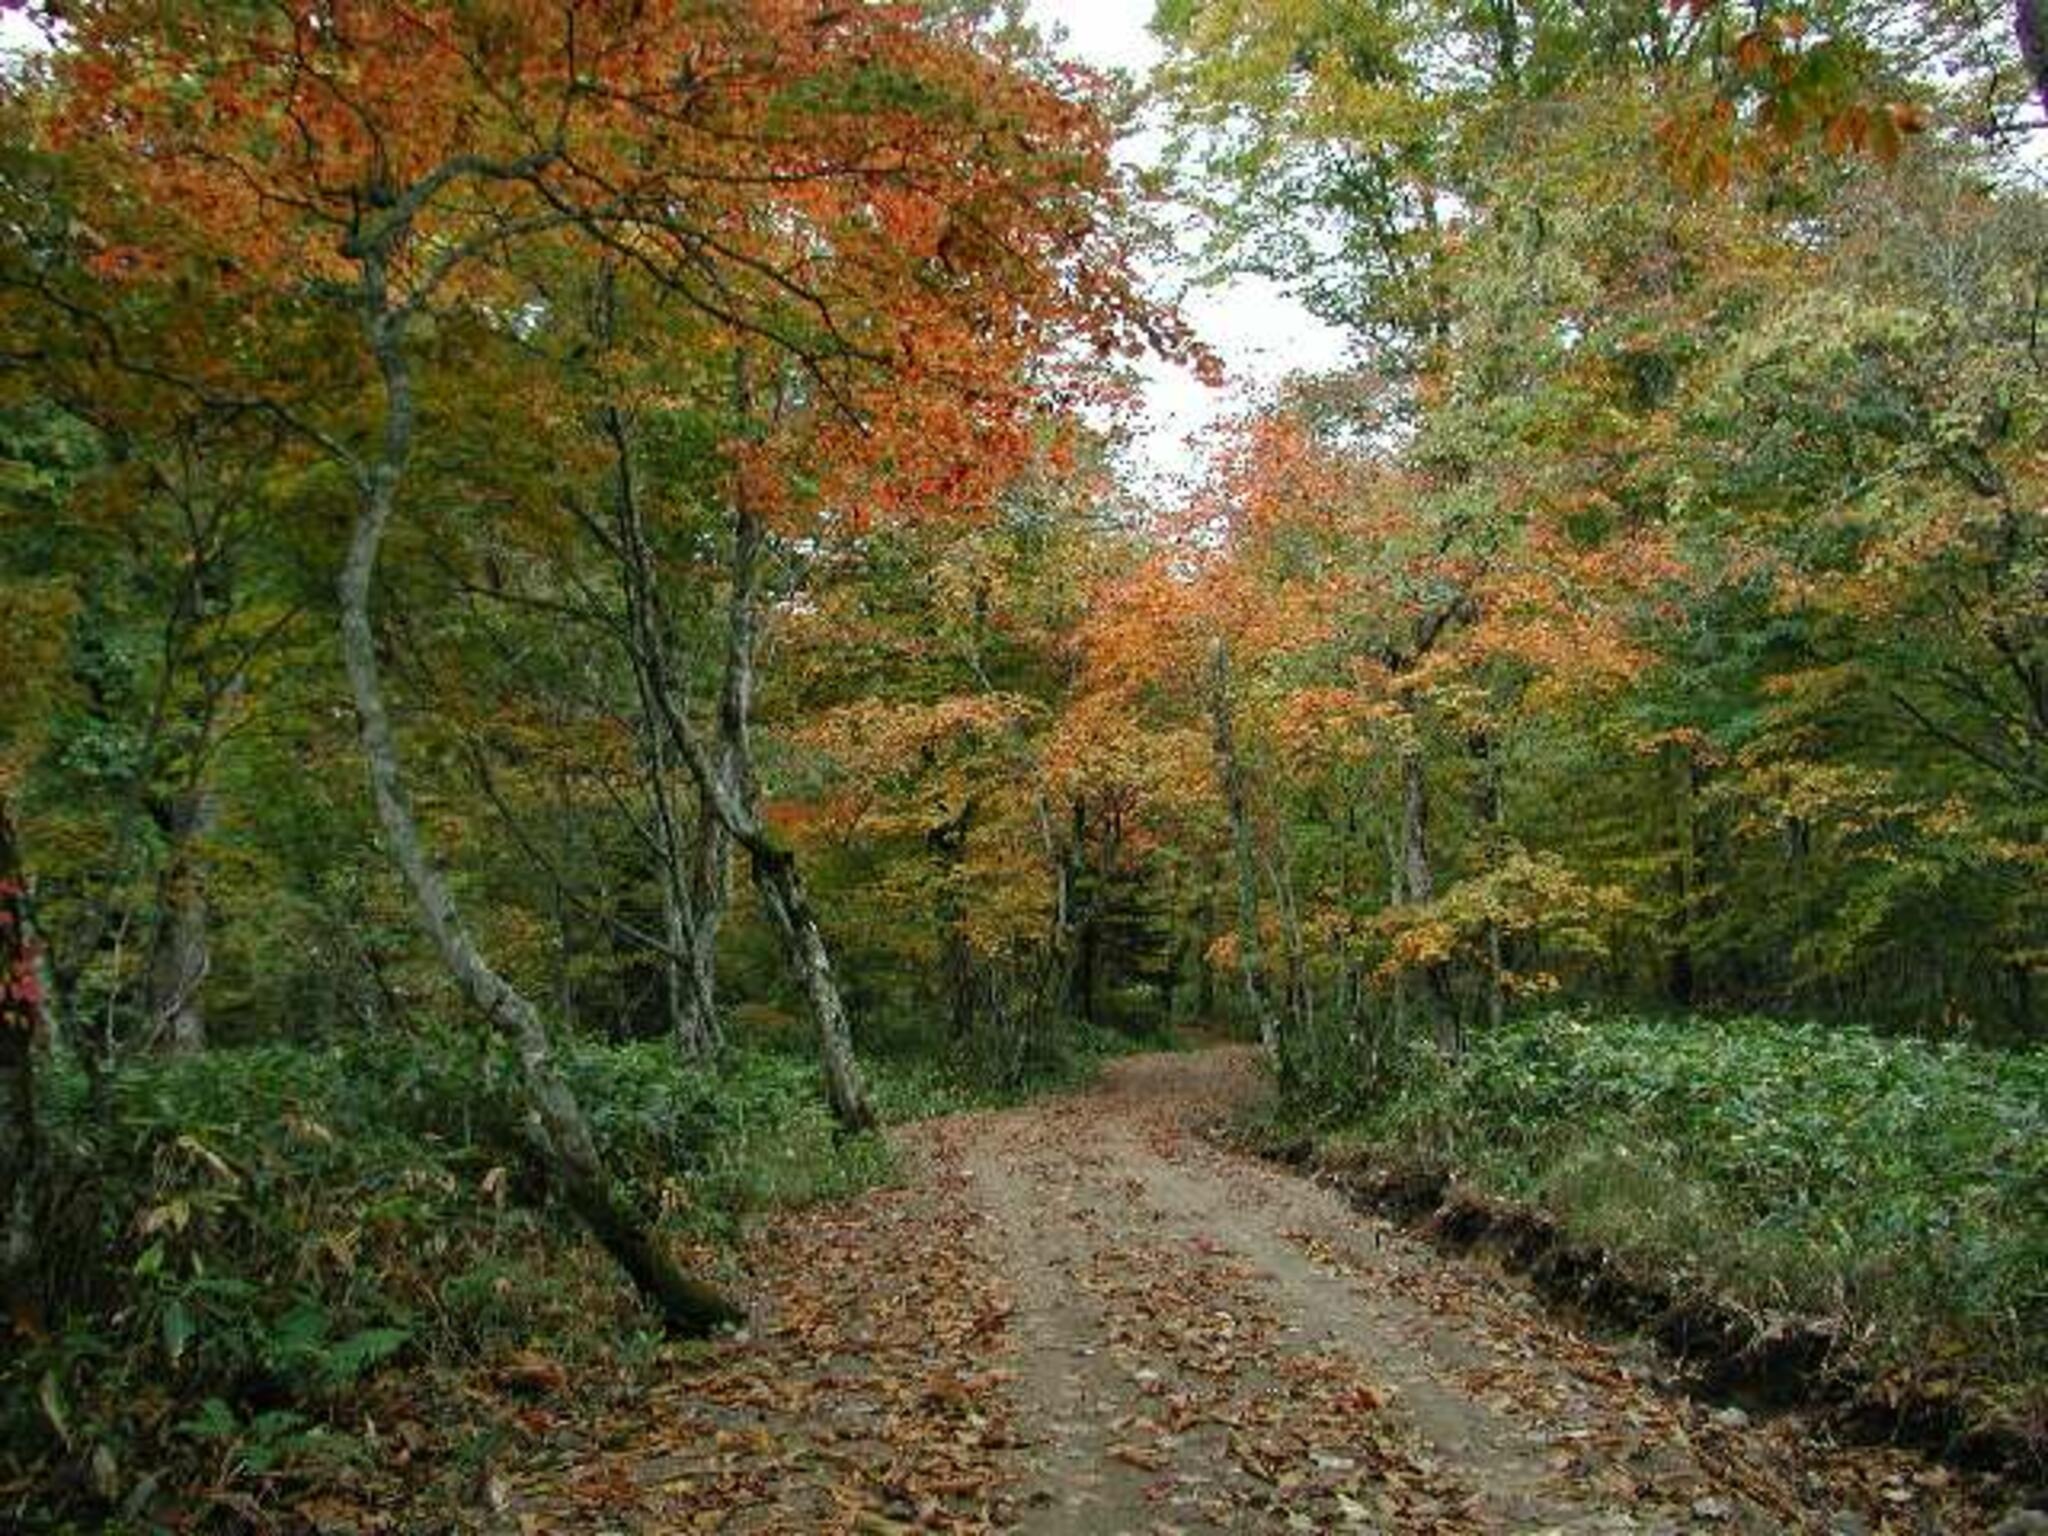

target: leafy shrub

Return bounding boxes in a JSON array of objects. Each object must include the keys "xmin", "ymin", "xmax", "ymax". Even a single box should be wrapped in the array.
[
  {"xmin": 1334, "ymin": 1010, "xmax": 2048, "ymax": 1408},
  {"xmin": 1, "ymin": 1028, "xmax": 961, "ymax": 1530}
]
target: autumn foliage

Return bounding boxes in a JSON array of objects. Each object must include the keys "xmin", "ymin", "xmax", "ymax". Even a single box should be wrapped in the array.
[{"xmin": 1, "ymin": 0, "xmax": 2046, "ymax": 1526}]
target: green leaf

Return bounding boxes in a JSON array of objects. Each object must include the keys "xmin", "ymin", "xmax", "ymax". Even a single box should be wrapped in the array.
[
  {"xmin": 177, "ymin": 1397, "xmax": 239, "ymax": 1442},
  {"xmin": 323, "ymin": 1327, "xmax": 410, "ymax": 1386},
  {"xmin": 36, "ymin": 1370, "xmax": 70, "ymax": 1448},
  {"xmin": 162, "ymin": 1297, "xmax": 196, "ymax": 1365}
]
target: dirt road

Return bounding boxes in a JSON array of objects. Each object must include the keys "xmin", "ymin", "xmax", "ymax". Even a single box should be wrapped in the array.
[{"xmin": 500, "ymin": 1050, "xmax": 1996, "ymax": 1532}]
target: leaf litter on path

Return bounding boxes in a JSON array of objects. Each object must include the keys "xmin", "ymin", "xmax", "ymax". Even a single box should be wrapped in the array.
[{"xmin": 482, "ymin": 1049, "xmax": 2009, "ymax": 1534}]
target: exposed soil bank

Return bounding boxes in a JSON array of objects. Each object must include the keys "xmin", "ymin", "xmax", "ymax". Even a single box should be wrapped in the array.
[{"xmin": 1241, "ymin": 1125, "xmax": 2044, "ymax": 1488}]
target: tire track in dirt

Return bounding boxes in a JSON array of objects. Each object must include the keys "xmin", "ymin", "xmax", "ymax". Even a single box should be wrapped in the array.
[
  {"xmin": 958, "ymin": 1060, "xmax": 1635, "ymax": 1532},
  {"xmin": 946, "ymin": 1049, "xmax": 1997, "ymax": 1534}
]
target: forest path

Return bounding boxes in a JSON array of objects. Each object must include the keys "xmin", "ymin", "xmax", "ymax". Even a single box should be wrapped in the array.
[
  {"xmin": 498, "ymin": 1049, "xmax": 1985, "ymax": 1533},
  {"xmin": 950, "ymin": 1049, "xmax": 1819, "ymax": 1535}
]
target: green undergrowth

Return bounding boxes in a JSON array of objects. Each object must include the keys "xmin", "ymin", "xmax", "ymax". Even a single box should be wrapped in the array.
[
  {"xmin": 1298, "ymin": 1010, "xmax": 2048, "ymax": 1429},
  {"xmin": 2, "ymin": 1020, "xmax": 1132, "ymax": 1530}
]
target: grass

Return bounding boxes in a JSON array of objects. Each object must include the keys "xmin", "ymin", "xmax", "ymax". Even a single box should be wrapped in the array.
[{"xmin": 1316, "ymin": 1009, "xmax": 2048, "ymax": 1423}]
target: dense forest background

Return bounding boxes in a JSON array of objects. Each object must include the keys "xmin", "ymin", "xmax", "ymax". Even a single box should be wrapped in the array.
[{"xmin": 1, "ymin": 0, "xmax": 2045, "ymax": 1527}]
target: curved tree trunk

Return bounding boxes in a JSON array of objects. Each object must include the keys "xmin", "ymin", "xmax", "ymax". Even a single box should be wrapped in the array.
[
  {"xmin": 717, "ymin": 495, "xmax": 874, "ymax": 1130},
  {"xmin": 608, "ymin": 364, "xmax": 871, "ymax": 1128},
  {"xmin": 642, "ymin": 631, "xmax": 877, "ymax": 1132},
  {"xmin": 343, "ymin": 257, "xmax": 738, "ymax": 1335}
]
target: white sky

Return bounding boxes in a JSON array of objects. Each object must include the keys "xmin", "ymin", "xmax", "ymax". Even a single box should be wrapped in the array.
[{"xmin": 1026, "ymin": 0, "xmax": 1351, "ymax": 495}]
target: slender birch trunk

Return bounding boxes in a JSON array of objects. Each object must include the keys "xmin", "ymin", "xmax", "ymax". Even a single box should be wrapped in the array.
[
  {"xmin": 638, "ymin": 615, "xmax": 876, "ymax": 1131},
  {"xmin": 627, "ymin": 422, "xmax": 874, "ymax": 1128},
  {"xmin": 718, "ymin": 494, "xmax": 873, "ymax": 1128},
  {"xmin": 342, "ymin": 252, "xmax": 737, "ymax": 1334}
]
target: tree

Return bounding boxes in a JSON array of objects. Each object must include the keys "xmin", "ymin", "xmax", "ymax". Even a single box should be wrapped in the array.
[{"xmin": 31, "ymin": 0, "xmax": 1186, "ymax": 1318}]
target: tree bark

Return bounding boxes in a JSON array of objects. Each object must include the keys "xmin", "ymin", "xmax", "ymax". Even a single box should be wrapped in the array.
[
  {"xmin": 929, "ymin": 802, "xmax": 977, "ymax": 1042},
  {"xmin": 1399, "ymin": 741, "xmax": 1434, "ymax": 907},
  {"xmin": 1260, "ymin": 838, "xmax": 1312, "ymax": 1042},
  {"xmin": 1380, "ymin": 818, "xmax": 1406, "ymax": 1075},
  {"xmin": 1063, "ymin": 799, "xmax": 1099, "ymax": 1024},
  {"xmin": 632, "ymin": 461, "xmax": 875, "ymax": 1129},
  {"xmin": 342, "ymin": 253, "xmax": 738, "ymax": 1335},
  {"xmin": 750, "ymin": 845, "xmax": 874, "ymax": 1128},
  {"xmin": 1398, "ymin": 736, "xmax": 1461, "ymax": 1060},
  {"xmin": 1, "ymin": 801, "xmax": 44, "ymax": 1325},
  {"xmin": 717, "ymin": 487, "xmax": 874, "ymax": 1129},
  {"xmin": 655, "ymin": 822, "xmax": 719, "ymax": 1054},
  {"xmin": 1467, "ymin": 729, "xmax": 1505, "ymax": 1036},
  {"xmin": 642, "ymin": 668, "xmax": 877, "ymax": 1131},
  {"xmin": 2019, "ymin": 0, "xmax": 2048, "ymax": 116},
  {"xmin": 608, "ymin": 403, "xmax": 723, "ymax": 1059},
  {"xmin": 146, "ymin": 784, "xmax": 212, "ymax": 1055},
  {"xmin": 1666, "ymin": 739, "xmax": 1698, "ymax": 1008},
  {"xmin": 680, "ymin": 801, "xmax": 727, "ymax": 1052},
  {"xmin": 1207, "ymin": 640, "xmax": 1285, "ymax": 1074}
]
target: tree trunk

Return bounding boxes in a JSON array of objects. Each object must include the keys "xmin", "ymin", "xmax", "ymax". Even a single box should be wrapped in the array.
[
  {"xmin": 1467, "ymin": 729, "xmax": 1505, "ymax": 1036},
  {"xmin": 1207, "ymin": 640, "xmax": 1285, "ymax": 1073},
  {"xmin": 633, "ymin": 643, "xmax": 719, "ymax": 1058},
  {"xmin": 1, "ymin": 802, "xmax": 44, "ymax": 1325},
  {"xmin": 657, "ymin": 846, "xmax": 715, "ymax": 1053},
  {"xmin": 1063, "ymin": 799, "xmax": 1098, "ymax": 1024},
  {"xmin": 146, "ymin": 784, "xmax": 212, "ymax": 1055},
  {"xmin": 1399, "ymin": 741, "xmax": 1434, "ymax": 907},
  {"xmin": 749, "ymin": 845, "xmax": 875, "ymax": 1129},
  {"xmin": 1399, "ymin": 737, "xmax": 1461, "ymax": 1060},
  {"xmin": 1484, "ymin": 920, "xmax": 1505, "ymax": 1033},
  {"xmin": 1666, "ymin": 739, "xmax": 1698, "ymax": 1008},
  {"xmin": 344, "ymin": 261, "xmax": 738, "ymax": 1335},
  {"xmin": 1380, "ymin": 818, "xmax": 1406, "ymax": 1078},
  {"xmin": 718, "ymin": 490, "xmax": 873, "ymax": 1129},
  {"xmin": 1195, "ymin": 883, "xmax": 1217, "ymax": 1022},
  {"xmin": 2019, "ymin": 0, "xmax": 2048, "ymax": 116},
  {"xmin": 681, "ymin": 806, "xmax": 727, "ymax": 1051},
  {"xmin": 618, "ymin": 362, "xmax": 874, "ymax": 1128},
  {"xmin": 929, "ymin": 803, "xmax": 976, "ymax": 1042},
  {"xmin": 1261, "ymin": 838, "xmax": 1312, "ymax": 1043},
  {"xmin": 605, "ymin": 397, "xmax": 723, "ymax": 1059},
  {"xmin": 641, "ymin": 648, "xmax": 875, "ymax": 1130}
]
